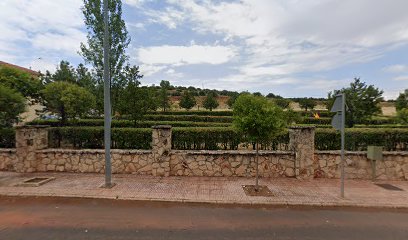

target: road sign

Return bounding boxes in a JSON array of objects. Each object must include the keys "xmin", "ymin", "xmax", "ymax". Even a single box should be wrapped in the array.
[{"xmin": 330, "ymin": 94, "xmax": 346, "ymax": 198}]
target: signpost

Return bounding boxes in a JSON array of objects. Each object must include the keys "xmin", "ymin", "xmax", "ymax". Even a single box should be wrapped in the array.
[
  {"xmin": 330, "ymin": 94, "xmax": 346, "ymax": 198},
  {"xmin": 103, "ymin": 0, "xmax": 113, "ymax": 188}
]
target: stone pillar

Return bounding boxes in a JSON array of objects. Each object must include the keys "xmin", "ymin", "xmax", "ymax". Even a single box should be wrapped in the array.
[
  {"xmin": 15, "ymin": 125, "xmax": 49, "ymax": 173},
  {"xmin": 289, "ymin": 126, "xmax": 315, "ymax": 179},
  {"xmin": 151, "ymin": 125, "xmax": 172, "ymax": 177}
]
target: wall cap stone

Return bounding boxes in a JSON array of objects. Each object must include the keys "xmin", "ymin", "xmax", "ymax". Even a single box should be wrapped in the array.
[
  {"xmin": 36, "ymin": 148, "xmax": 152, "ymax": 154},
  {"xmin": 316, "ymin": 150, "xmax": 408, "ymax": 156},
  {"xmin": 289, "ymin": 125, "xmax": 316, "ymax": 130},
  {"xmin": 152, "ymin": 125, "xmax": 172, "ymax": 129},
  {"xmin": 172, "ymin": 150, "xmax": 294, "ymax": 156},
  {"xmin": 0, "ymin": 148, "xmax": 16, "ymax": 153},
  {"xmin": 15, "ymin": 125, "xmax": 50, "ymax": 129}
]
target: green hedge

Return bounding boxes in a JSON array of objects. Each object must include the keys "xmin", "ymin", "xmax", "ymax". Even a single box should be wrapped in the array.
[
  {"xmin": 0, "ymin": 128, "xmax": 15, "ymax": 148},
  {"xmin": 301, "ymin": 117, "xmax": 332, "ymax": 125},
  {"xmin": 49, "ymin": 127, "xmax": 152, "ymax": 149},
  {"xmin": 147, "ymin": 110, "xmax": 233, "ymax": 116},
  {"xmin": 315, "ymin": 128, "xmax": 408, "ymax": 151},
  {"xmin": 139, "ymin": 115, "xmax": 233, "ymax": 123},
  {"xmin": 29, "ymin": 119, "xmax": 231, "ymax": 128}
]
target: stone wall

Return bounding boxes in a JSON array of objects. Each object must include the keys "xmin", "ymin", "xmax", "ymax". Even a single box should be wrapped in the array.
[
  {"xmin": 0, "ymin": 149, "xmax": 16, "ymax": 171},
  {"xmin": 0, "ymin": 125, "xmax": 407, "ymax": 180},
  {"xmin": 170, "ymin": 151, "xmax": 295, "ymax": 177},
  {"xmin": 315, "ymin": 151, "xmax": 408, "ymax": 180},
  {"xmin": 31, "ymin": 149, "xmax": 295, "ymax": 177}
]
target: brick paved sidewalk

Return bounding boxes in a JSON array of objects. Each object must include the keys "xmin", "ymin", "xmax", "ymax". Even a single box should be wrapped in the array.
[{"xmin": 1, "ymin": 171, "xmax": 408, "ymax": 208}]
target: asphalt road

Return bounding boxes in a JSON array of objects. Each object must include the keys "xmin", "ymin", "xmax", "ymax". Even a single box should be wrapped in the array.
[{"xmin": 0, "ymin": 197, "xmax": 407, "ymax": 240}]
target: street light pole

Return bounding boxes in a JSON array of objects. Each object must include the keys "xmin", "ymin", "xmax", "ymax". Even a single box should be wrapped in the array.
[{"xmin": 103, "ymin": 0, "xmax": 112, "ymax": 188}]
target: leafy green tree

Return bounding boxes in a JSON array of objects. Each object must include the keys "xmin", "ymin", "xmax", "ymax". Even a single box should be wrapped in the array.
[
  {"xmin": 52, "ymin": 61, "xmax": 77, "ymax": 83},
  {"xmin": 80, "ymin": 0, "xmax": 131, "ymax": 112},
  {"xmin": 179, "ymin": 91, "xmax": 196, "ymax": 110},
  {"xmin": 0, "ymin": 85, "xmax": 26, "ymax": 127},
  {"xmin": 253, "ymin": 92, "xmax": 263, "ymax": 97},
  {"xmin": 328, "ymin": 78, "xmax": 383, "ymax": 127},
  {"xmin": 0, "ymin": 65, "xmax": 42, "ymax": 100},
  {"xmin": 274, "ymin": 98, "xmax": 291, "ymax": 109},
  {"xmin": 227, "ymin": 92, "xmax": 239, "ymax": 109},
  {"xmin": 41, "ymin": 82, "xmax": 95, "ymax": 123},
  {"xmin": 397, "ymin": 108, "xmax": 408, "ymax": 124},
  {"xmin": 118, "ymin": 83, "xmax": 157, "ymax": 125},
  {"xmin": 298, "ymin": 98, "xmax": 316, "ymax": 111},
  {"xmin": 76, "ymin": 63, "xmax": 97, "ymax": 91},
  {"xmin": 159, "ymin": 80, "xmax": 171, "ymax": 112},
  {"xmin": 233, "ymin": 94, "xmax": 287, "ymax": 190},
  {"xmin": 203, "ymin": 92, "xmax": 219, "ymax": 111},
  {"xmin": 395, "ymin": 89, "xmax": 408, "ymax": 111}
]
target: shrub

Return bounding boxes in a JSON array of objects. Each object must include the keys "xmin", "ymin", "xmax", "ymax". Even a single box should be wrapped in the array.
[
  {"xmin": 0, "ymin": 85, "xmax": 26, "ymax": 127},
  {"xmin": 146, "ymin": 111, "xmax": 233, "ymax": 116},
  {"xmin": 0, "ymin": 128, "xmax": 15, "ymax": 148},
  {"xmin": 28, "ymin": 119, "xmax": 232, "ymax": 128},
  {"xmin": 315, "ymin": 128, "xmax": 408, "ymax": 151}
]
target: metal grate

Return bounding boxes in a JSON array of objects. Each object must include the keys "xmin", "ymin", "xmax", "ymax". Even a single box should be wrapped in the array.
[{"xmin": 375, "ymin": 183, "xmax": 404, "ymax": 191}]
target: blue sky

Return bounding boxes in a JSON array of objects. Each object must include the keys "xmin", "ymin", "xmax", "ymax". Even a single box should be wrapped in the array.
[{"xmin": 1, "ymin": 0, "xmax": 408, "ymax": 99}]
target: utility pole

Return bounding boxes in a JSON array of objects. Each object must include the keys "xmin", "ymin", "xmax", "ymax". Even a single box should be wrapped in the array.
[{"xmin": 103, "ymin": 0, "xmax": 113, "ymax": 188}]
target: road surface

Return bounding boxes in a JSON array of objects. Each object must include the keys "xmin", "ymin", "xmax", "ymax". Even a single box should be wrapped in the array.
[{"xmin": 0, "ymin": 197, "xmax": 407, "ymax": 240}]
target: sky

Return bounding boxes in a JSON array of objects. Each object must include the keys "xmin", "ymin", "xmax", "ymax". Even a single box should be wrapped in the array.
[{"xmin": 1, "ymin": 0, "xmax": 408, "ymax": 99}]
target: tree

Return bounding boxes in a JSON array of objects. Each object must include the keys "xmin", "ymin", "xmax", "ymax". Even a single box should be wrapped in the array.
[
  {"xmin": 159, "ymin": 80, "xmax": 171, "ymax": 112},
  {"xmin": 397, "ymin": 108, "xmax": 408, "ymax": 124},
  {"xmin": 0, "ymin": 85, "xmax": 26, "ymax": 127},
  {"xmin": 0, "ymin": 65, "xmax": 42, "ymax": 100},
  {"xmin": 203, "ymin": 92, "xmax": 219, "ymax": 111},
  {"xmin": 233, "ymin": 94, "xmax": 287, "ymax": 191},
  {"xmin": 52, "ymin": 61, "xmax": 77, "ymax": 83},
  {"xmin": 395, "ymin": 89, "xmax": 408, "ymax": 111},
  {"xmin": 227, "ymin": 92, "xmax": 239, "ymax": 109},
  {"xmin": 298, "ymin": 98, "xmax": 316, "ymax": 111},
  {"xmin": 179, "ymin": 91, "xmax": 196, "ymax": 110},
  {"xmin": 274, "ymin": 98, "xmax": 291, "ymax": 109},
  {"xmin": 76, "ymin": 63, "xmax": 97, "ymax": 92},
  {"xmin": 253, "ymin": 92, "xmax": 263, "ymax": 97},
  {"xmin": 328, "ymin": 78, "xmax": 383, "ymax": 127},
  {"xmin": 118, "ymin": 83, "xmax": 157, "ymax": 125},
  {"xmin": 41, "ymin": 82, "xmax": 96, "ymax": 123},
  {"xmin": 80, "ymin": 0, "xmax": 131, "ymax": 112}
]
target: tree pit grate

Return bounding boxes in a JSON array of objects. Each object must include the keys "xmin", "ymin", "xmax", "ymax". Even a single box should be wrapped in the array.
[
  {"xmin": 242, "ymin": 185, "xmax": 274, "ymax": 197},
  {"xmin": 16, "ymin": 177, "xmax": 55, "ymax": 187}
]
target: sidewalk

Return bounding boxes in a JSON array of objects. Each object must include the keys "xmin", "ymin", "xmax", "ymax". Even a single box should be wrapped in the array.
[{"xmin": 1, "ymin": 171, "xmax": 408, "ymax": 208}]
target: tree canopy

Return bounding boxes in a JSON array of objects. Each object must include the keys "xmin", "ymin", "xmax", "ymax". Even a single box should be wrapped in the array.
[
  {"xmin": 396, "ymin": 89, "xmax": 408, "ymax": 111},
  {"xmin": 0, "ymin": 65, "xmax": 42, "ymax": 100},
  {"xmin": 203, "ymin": 92, "xmax": 219, "ymax": 111},
  {"xmin": 233, "ymin": 94, "xmax": 287, "ymax": 143},
  {"xmin": 41, "ymin": 82, "xmax": 96, "ymax": 122},
  {"xmin": 179, "ymin": 90, "xmax": 196, "ymax": 110},
  {"xmin": 0, "ymin": 85, "xmax": 26, "ymax": 127},
  {"xmin": 328, "ymin": 78, "xmax": 383, "ymax": 127}
]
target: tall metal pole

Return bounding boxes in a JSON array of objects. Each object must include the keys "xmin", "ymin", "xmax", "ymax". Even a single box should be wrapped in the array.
[
  {"xmin": 340, "ymin": 94, "xmax": 346, "ymax": 198},
  {"xmin": 103, "ymin": 0, "xmax": 112, "ymax": 187}
]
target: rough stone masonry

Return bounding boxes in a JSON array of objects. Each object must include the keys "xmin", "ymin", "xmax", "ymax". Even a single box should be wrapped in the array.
[{"xmin": 0, "ymin": 125, "xmax": 407, "ymax": 180}]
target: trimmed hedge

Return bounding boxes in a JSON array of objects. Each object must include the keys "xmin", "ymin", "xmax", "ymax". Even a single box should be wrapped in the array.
[
  {"xmin": 147, "ymin": 110, "xmax": 233, "ymax": 116},
  {"xmin": 47, "ymin": 127, "xmax": 408, "ymax": 151},
  {"xmin": 29, "ymin": 119, "xmax": 231, "ymax": 128},
  {"xmin": 315, "ymin": 128, "xmax": 408, "ymax": 151},
  {"xmin": 0, "ymin": 128, "xmax": 15, "ymax": 148},
  {"xmin": 143, "ymin": 115, "xmax": 233, "ymax": 123},
  {"xmin": 49, "ymin": 127, "xmax": 152, "ymax": 149}
]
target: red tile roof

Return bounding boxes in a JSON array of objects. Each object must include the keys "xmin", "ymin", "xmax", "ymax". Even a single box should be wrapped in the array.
[{"xmin": 0, "ymin": 61, "xmax": 41, "ymax": 77}]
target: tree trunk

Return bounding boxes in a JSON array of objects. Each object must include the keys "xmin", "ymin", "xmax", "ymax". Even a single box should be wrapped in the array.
[{"xmin": 255, "ymin": 141, "xmax": 259, "ymax": 191}]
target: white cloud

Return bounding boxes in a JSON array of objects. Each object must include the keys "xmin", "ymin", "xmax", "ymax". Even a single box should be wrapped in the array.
[
  {"xmin": 162, "ymin": 0, "xmax": 408, "ymax": 86},
  {"xmin": 394, "ymin": 76, "xmax": 408, "ymax": 81},
  {"xmin": 383, "ymin": 64, "xmax": 408, "ymax": 73},
  {"xmin": 137, "ymin": 44, "xmax": 237, "ymax": 66}
]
